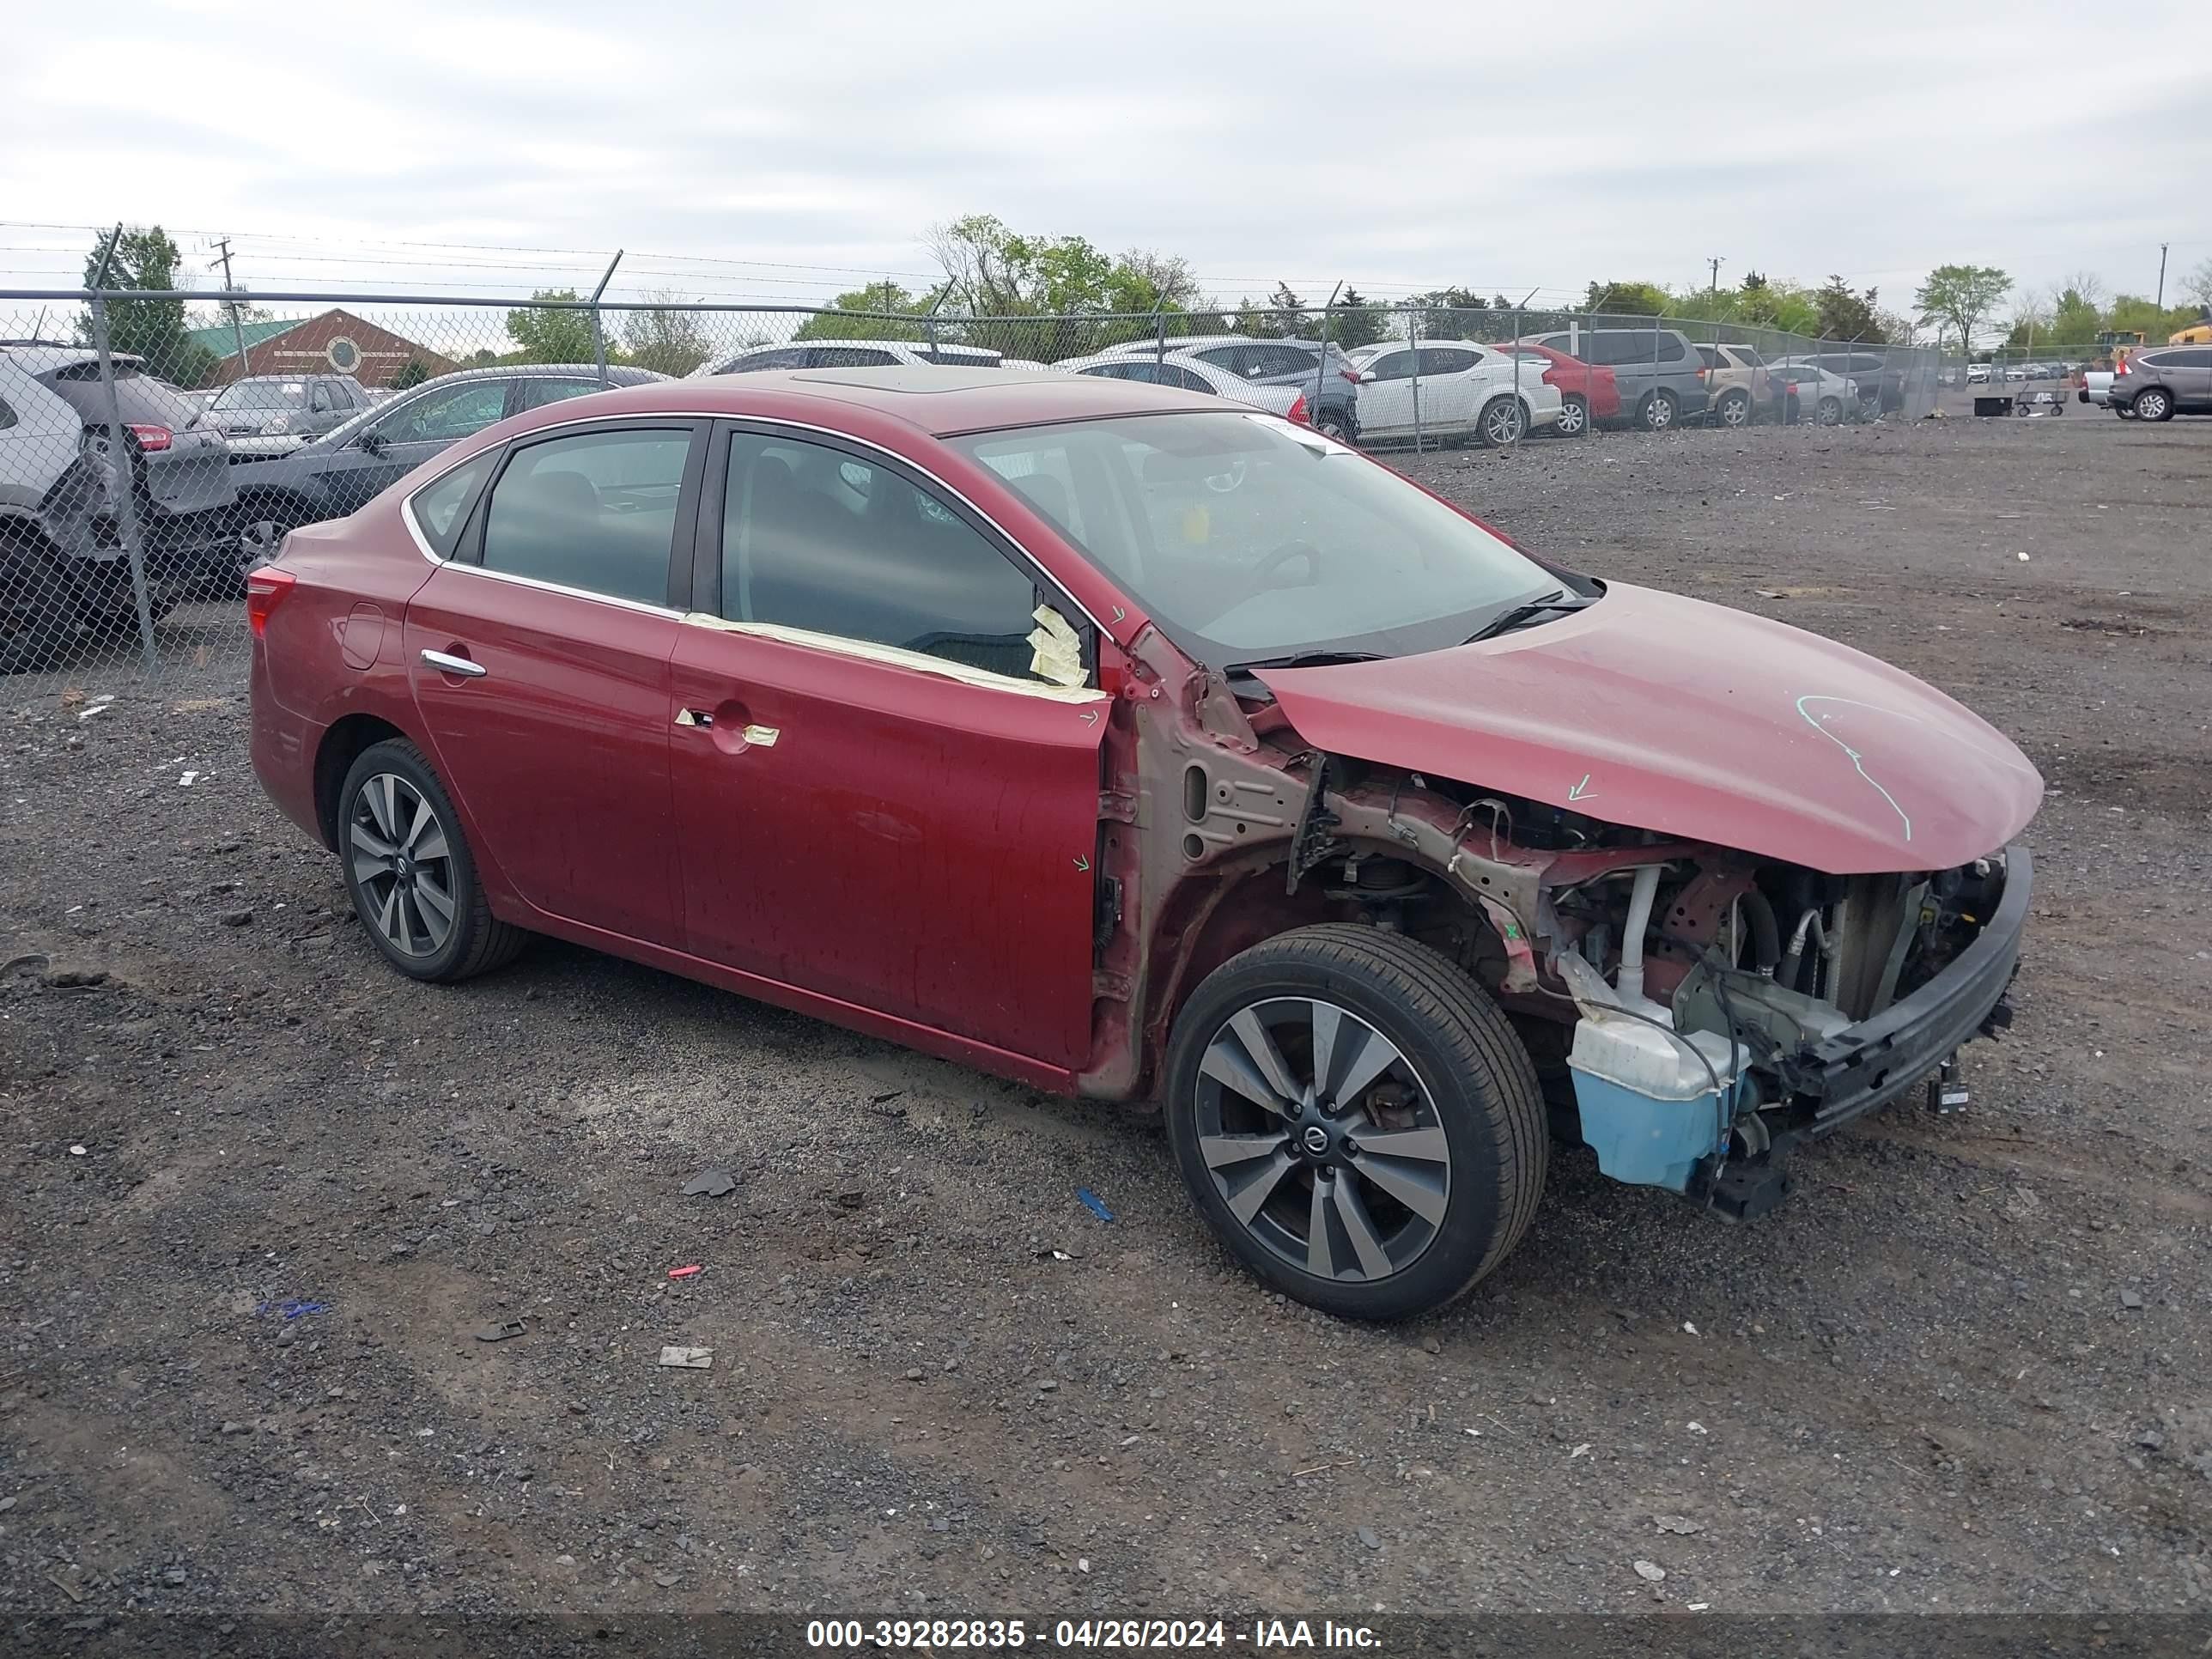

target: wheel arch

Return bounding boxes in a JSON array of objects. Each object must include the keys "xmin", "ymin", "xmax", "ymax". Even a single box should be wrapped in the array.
[{"xmin": 313, "ymin": 711, "xmax": 412, "ymax": 851}]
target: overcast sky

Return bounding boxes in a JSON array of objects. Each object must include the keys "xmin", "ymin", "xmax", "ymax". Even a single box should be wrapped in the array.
[{"xmin": 3, "ymin": 0, "xmax": 2207, "ymax": 321}]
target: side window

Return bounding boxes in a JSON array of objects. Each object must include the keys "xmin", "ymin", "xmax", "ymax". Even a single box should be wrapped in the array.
[
  {"xmin": 480, "ymin": 428, "xmax": 691, "ymax": 605},
  {"xmin": 1193, "ymin": 347, "xmax": 1242, "ymax": 372},
  {"xmin": 2168, "ymin": 349, "xmax": 2212, "ymax": 368},
  {"xmin": 1696, "ymin": 346, "xmax": 1721, "ymax": 370},
  {"xmin": 726, "ymin": 348, "xmax": 806, "ymax": 373},
  {"xmin": 1082, "ymin": 362, "xmax": 1143, "ymax": 382},
  {"xmin": 0, "ymin": 397, "xmax": 15, "ymax": 431},
  {"xmin": 1261, "ymin": 346, "xmax": 1319, "ymax": 377},
  {"xmin": 1164, "ymin": 365, "xmax": 1216, "ymax": 394},
  {"xmin": 409, "ymin": 453, "xmax": 495, "ymax": 557},
  {"xmin": 1419, "ymin": 348, "xmax": 1478, "ymax": 375},
  {"xmin": 805, "ymin": 347, "xmax": 899, "ymax": 368},
  {"xmin": 1654, "ymin": 334, "xmax": 1686, "ymax": 362},
  {"xmin": 514, "ymin": 376, "xmax": 609, "ymax": 412},
  {"xmin": 311, "ymin": 383, "xmax": 337, "ymax": 414},
  {"xmin": 720, "ymin": 433, "xmax": 1042, "ymax": 680},
  {"xmin": 1364, "ymin": 351, "xmax": 1414, "ymax": 381},
  {"xmin": 376, "ymin": 381, "xmax": 510, "ymax": 445}
]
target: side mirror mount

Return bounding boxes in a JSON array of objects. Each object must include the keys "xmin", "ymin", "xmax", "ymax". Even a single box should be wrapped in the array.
[
  {"xmin": 358, "ymin": 428, "xmax": 386, "ymax": 455},
  {"xmin": 1355, "ymin": 368, "xmax": 1377, "ymax": 385}
]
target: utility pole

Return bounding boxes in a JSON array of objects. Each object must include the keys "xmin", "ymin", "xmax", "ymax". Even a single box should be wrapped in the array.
[
  {"xmin": 1708, "ymin": 256, "xmax": 1723, "ymax": 298},
  {"xmin": 210, "ymin": 238, "xmax": 252, "ymax": 385},
  {"xmin": 2155, "ymin": 242, "xmax": 2168, "ymax": 310}
]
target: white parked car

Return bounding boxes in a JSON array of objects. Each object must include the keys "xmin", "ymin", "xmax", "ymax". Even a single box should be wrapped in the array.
[
  {"xmin": 1054, "ymin": 351, "xmax": 1310, "ymax": 423},
  {"xmin": 1341, "ymin": 340, "xmax": 1564, "ymax": 446},
  {"xmin": 1966, "ymin": 363, "xmax": 1991, "ymax": 384},
  {"xmin": 694, "ymin": 340, "xmax": 1003, "ymax": 375}
]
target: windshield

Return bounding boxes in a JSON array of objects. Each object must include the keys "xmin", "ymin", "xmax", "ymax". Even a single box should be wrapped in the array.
[
  {"xmin": 946, "ymin": 411, "xmax": 1565, "ymax": 670},
  {"xmin": 211, "ymin": 380, "xmax": 308, "ymax": 411}
]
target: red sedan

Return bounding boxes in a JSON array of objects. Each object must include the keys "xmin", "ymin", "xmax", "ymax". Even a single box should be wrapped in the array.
[
  {"xmin": 249, "ymin": 370, "xmax": 2039, "ymax": 1320},
  {"xmin": 1497, "ymin": 343, "xmax": 1620, "ymax": 434}
]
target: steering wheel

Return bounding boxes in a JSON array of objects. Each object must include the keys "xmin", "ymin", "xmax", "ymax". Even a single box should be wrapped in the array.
[
  {"xmin": 1203, "ymin": 455, "xmax": 1248, "ymax": 494},
  {"xmin": 1254, "ymin": 538, "xmax": 1324, "ymax": 588}
]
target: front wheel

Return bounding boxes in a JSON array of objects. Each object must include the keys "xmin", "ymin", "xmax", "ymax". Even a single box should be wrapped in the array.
[
  {"xmin": 1639, "ymin": 390, "xmax": 1678, "ymax": 432},
  {"xmin": 1476, "ymin": 397, "xmax": 1526, "ymax": 447},
  {"xmin": 337, "ymin": 738, "xmax": 527, "ymax": 982},
  {"xmin": 1164, "ymin": 924, "xmax": 1547, "ymax": 1321},
  {"xmin": 1553, "ymin": 395, "xmax": 1588, "ymax": 437}
]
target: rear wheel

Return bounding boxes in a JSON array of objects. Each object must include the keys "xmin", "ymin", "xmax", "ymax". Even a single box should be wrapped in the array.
[
  {"xmin": 1714, "ymin": 389, "xmax": 1751, "ymax": 428},
  {"xmin": 337, "ymin": 738, "xmax": 527, "ymax": 982},
  {"xmin": 1817, "ymin": 396, "xmax": 1844, "ymax": 426},
  {"xmin": 1639, "ymin": 390, "xmax": 1678, "ymax": 432},
  {"xmin": 1164, "ymin": 924, "xmax": 1547, "ymax": 1321},
  {"xmin": 0, "ymin": 530, "xmax": 78, "ymax": 676},
  {"xmin": 2133, "ymin": 387, "xmax": 2173, "ymax": 422},
  {"xmin": 1476, "ymin": 396, "xmax": 1526, "ymax": 447},
  {"xmin": 1553, "ymin": 395, "xmax": 1588, "ymax": 437}
]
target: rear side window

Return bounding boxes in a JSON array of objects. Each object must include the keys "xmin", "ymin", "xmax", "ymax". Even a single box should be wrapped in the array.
[
  {"xmin": 410, "ymin": 453, "xmax": 495, "ymax": 556},
  {"xmin": 0, "ymin": 398, "xmax": 14, "ymax": 431},
  {"xmin": 1695, "ymin": 346, "xmax": 1721, "ymax": 369},
  {"xmin": 480, "ymin": 428, "xmax": 691, "ymax": 605},
  {"xmin": 725, "ymin": 348, "xmax": 806, "ymax": 372},
  {"xmin": 1654, "ymin": 333, "xmax": 1686, "ymax": 362},
  {"xmin": 720, "ymin": 432, "xmax": 1040, "ymax": 679},
  {"xmin": 377, "ymin": 380, "xmax": 509, "ymax": 444},
  {"xmin": 514, "ymin": 376, "xmax": 609, "ymax": 411},
  {"xmin": 1363, "ymin": 351, "xmax": 1414, "ymax": 381},
  {"xmin": 1419, "ymin": 348, "xmax": 1479, "ymax": 375}
]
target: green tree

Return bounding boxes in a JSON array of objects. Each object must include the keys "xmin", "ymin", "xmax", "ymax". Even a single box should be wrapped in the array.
[
  {"xmin": 1582, "ymin": 279, "xmax": 1671, "ymax": 318},
  {"xmin": 623, "ymin": 290, "xmax": 715, "ymax": 374},
  {"xmin": 2105, "ymin": 293, "xmax": 2203, "ymax": 342},
  {"xmin": 1327, "ymin": 287, "xmax": 1387, "ymax": 351},
  {"xmin": 505, "ymin": 289, "xmax": 597, "ymax": 363},
  {"xmin": 1913, "ymin": 264, "xmax": 2009, "ymax": 356},
  {"xmin": 1814, "ymin": 275, "xmax": 1887, "ymax": 343},
  {"xmin": 794, "ymin": 282, "xmax": 930, "ymax": 342},
  {"xmin": 389, "ymin": 358, "xmax": 430, "ymax": 391},
  {"xmin": 78, "ymin": 225, "xmax": 220, "ymax": 386}
]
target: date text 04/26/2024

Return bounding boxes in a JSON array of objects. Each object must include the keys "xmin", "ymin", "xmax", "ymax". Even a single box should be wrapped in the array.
[{"xmin": 804, "ymin": 1619, "xmax": 1382, "ymax": 1650}]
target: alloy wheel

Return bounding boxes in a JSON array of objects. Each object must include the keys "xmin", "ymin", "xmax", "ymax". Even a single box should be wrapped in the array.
[
  {"xmin": 1555, "ymin": 398, "xmax": 1586, "ymax": 435},
  {"xmin": 1193, "ymin": 997, "xmax": 1450, "ymax": 1284},
  {"xmin": 1717, "ymin": 392, "xmax": 1750, "ymax": 427},
  {"xmin": 349, "ymin": 772, "xmax": 459, "ymax": 958},
  {"xmin": 1481, "ymin": 399, "xmax": 1524, "ymax": 446},
  {"xmin": 1644, "ymin": 394, "xmax": 1674, "ymax": 431},
  {"xmin": 2136, "ymin": 389, "xmax": 2171, "ymax": 422}
]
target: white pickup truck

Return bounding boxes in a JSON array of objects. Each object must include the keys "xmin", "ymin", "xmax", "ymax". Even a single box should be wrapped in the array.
[{"xmin": 2077, "ymin": 370, "xmax": 2124, "ymax": 414}]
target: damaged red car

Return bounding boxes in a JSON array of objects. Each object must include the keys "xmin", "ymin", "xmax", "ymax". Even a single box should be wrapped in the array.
[{"xmin": 248, "ymin": 371, "xmax": 2041, "ymax": 1320}]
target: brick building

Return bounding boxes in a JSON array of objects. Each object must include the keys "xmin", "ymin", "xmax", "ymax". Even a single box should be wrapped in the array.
[{"xmin": 185, "ymin": 308, "xmax": 457, "ymax": 390}]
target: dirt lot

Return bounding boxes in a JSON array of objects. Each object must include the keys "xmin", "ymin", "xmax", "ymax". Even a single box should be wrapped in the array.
[{"xmin": 3, "ymin": 410, "xmax": 2209, "ymax": 1631}]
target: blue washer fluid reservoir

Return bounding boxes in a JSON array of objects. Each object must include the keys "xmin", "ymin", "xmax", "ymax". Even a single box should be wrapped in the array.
[{"xmin": 1567, "ymin": 1010, "xmax": 1747, "ymax": 1194}]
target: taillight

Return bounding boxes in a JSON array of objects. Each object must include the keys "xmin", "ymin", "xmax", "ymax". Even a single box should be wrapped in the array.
[
  {"xmin": 125, "ymin": 422, "xmax": 173, "ymax": 452},
  {"xmin": 1287, "ymin": 393, "xmax": 1310, "ymax": 425},
  {"xmin": 245, "ymin": 566, "xmax": 296, "ymax": 639},
  {"xmin": 1695, "ymin": 367, "xmax": 1708, "ymax": 380}
]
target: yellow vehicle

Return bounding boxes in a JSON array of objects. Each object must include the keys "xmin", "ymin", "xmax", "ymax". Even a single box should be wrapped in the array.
[{"xmin": 2171, "ymin": 320, "xmax": 2212, "ymax": 346}]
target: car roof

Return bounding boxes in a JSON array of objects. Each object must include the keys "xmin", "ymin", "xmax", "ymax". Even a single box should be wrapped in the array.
[
  {"xmin": 501, "ymin": 366, "xmax": 1207, "ymax": 438},
  {"xmin": 0, "ymin": 343, "xmax": 139, "ymax": 373}
]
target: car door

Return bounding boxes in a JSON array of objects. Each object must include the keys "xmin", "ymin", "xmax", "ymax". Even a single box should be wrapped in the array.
[
  {"xmin": 336, "ymin": 378, "xmax": 516, "ymax": 515},
  {"xmin": 402, "ymin": 418, "xmax": 706, "ymax": 945},
  {"xmin": 665, "ymin": 423, "xmax": 1108, "ymax": 1068},
  {"xmin": 2166, "ymin": 348, "xmax": 2212, "ymax": 409},
  {"xmin": 1354, "ymin": 349, "xmax": 1417, "ymax": 434}
]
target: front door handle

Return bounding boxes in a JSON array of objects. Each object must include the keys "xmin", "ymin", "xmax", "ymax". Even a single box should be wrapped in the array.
[
  {"xmin": 675, "ymin": 707, "xmax": 713, "ymax": 728},
  {"xmin": 421, "ymin": 648, "xmax": 487, "ymax": 678}
]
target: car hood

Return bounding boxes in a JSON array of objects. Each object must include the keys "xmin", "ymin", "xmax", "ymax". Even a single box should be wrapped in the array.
[{"xmin": 1255, "ymin": 583, "xmax": 2041, "ymax": 875}]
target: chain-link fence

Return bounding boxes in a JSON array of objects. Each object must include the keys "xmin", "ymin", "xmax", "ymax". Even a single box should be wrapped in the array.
[{"xmin": 3, "ymin": 282, "xmax": 1943, "ymax": 690}]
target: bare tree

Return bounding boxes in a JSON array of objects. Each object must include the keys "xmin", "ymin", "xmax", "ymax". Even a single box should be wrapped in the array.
[
  {"xmin": 2058, "ymin": 268, "xmax": 2108, "ymax": 311},
  {"xmin": 623, "ymin": 290, "xmax": 713, "ymax": 377},
  {"xmin": 2185, "ymin": 257, "xmax": 2212, "ymax": 312}
]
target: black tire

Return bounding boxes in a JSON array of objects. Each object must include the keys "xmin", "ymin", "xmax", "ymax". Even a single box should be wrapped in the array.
[
  {"xmin": 0, "ymin": 529, "xmax": 78, "ymax": 675},
  {"xmin": 337, "ymin": 738, "xmax": 527, "ymax": 982},
  {"xmin": 1475, "ymin": 396, "xmax": 1526, "ymax": 447},
  {"xmin": 1638, "ymin": 390, "xmax": 1678, "ymax": 432},
  {"xmin": 1817, "ymin": 396, "xmax": 1844, "ymax": 426},
  {"xmin": 1713, "ymin": 389, "xmax": 1751, "ymax": 428},
  {"xmin": 2115, "ymin": 404, "xmax": 2137, "ymax": 420},
  {"xmin": 1164, "ymin": 923, "xmax": 1547, "ymax": 1321},
  {"xmin": 2134, "ymin": 387, "xmax": 2173, "ymax": 422},
  {"xmin": 1553, "ymin": 395, "xmax": 1588, "ymax": 437}
]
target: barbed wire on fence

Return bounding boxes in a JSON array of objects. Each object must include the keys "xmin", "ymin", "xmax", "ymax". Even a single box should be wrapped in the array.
[{"xmin": 3, "ymin": 279, "xmax": 1955, "ymax": 689}]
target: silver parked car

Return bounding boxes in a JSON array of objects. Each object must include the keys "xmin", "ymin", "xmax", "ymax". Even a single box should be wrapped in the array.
[
  {"xmin": 1054, "ymin": 352, "xmax": 1311, "ymax": 422},
  {"xmin": 204, "ymin": 373, "xmax": 374, "ymax": 457}
]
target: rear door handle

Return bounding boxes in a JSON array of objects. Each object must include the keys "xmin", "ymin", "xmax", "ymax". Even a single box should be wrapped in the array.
[{"xmin": 421, "ymin": 648, "xmax": 487, "ymax": 678}]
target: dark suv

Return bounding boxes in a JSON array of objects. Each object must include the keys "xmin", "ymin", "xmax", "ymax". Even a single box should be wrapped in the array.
[{"xmin": 2110, "ymin": 347, "xmax": 2212, "ymax": 422}]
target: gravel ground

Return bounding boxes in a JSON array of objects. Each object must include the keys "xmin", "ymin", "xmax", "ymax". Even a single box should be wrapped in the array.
[{"xmin": 2, "ymin": 410, "xmax": 2208, "ymax": 1627}]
